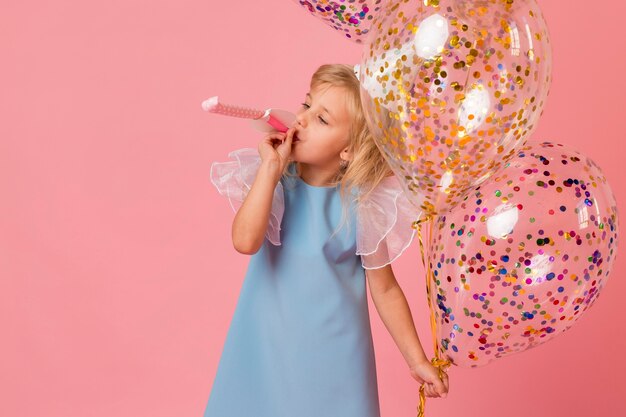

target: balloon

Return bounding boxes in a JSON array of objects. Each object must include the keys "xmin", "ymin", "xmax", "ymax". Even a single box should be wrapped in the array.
[
  {"xmin": 426, "ymin": 141, "xmax": 619, "ymax": 368},
  {"xmin": 359, "ymin": 0, "xmax": 553, "ymax": 216},
  {"xmin": 290, "ymin": 0, "xmax": 386, "ymax": 44}
]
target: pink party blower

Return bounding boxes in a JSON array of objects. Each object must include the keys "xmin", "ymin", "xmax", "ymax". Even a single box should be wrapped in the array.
[{"xmin": 201, "ymin": 96, "xmax": 298, "ymax": 141}]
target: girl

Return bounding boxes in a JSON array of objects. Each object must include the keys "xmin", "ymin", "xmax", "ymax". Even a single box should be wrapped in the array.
[{"xmin": 205, "ymin": 64, "xmax": 449, "ymax": 417}]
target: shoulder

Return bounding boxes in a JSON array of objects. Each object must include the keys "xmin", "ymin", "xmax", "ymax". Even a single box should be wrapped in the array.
[
  {"xmin": 357, "ymin": 173, "xmax": 405, "ymax": 206},
  {"xmin": 355, "ymin": 174, "xmax": 422, "ymax": 270}
]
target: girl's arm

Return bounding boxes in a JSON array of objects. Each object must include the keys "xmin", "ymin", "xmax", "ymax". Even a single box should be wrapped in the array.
[
  {"xmin": 232, "ymin": 127, "xmax": 295, "ymax": 254},
  {"xmin": 366, "ymin": 263, "xmax": 449, "ymax": 397},
  {"xmin": 231, "ymin": 159, "xmax": 281, "ymax": 254},
  {"xmin": 366, "ymin": 264, "xmax": 429, "ymax": 368}
]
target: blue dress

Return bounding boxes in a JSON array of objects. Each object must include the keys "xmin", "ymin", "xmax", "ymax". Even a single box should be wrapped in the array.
[{"xmin": 205, "ymin": 149, "xmax": 419, "ymax": 417}]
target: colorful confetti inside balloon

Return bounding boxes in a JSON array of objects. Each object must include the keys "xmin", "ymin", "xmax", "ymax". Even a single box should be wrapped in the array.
[
  {"xmin": 427, "ymin": 141, "xmax": 619, "ymax": 368},
  {"xmin": 290, "ymin": 0, "xmax": 386, "ymax": 43},
  {"xmin": 358, "ymin": 0, "xmax": 553, "ymax": 216}
]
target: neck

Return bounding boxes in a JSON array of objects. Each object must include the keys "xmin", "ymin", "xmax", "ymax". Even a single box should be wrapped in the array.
[{"xmin": 298, "ymin": 163, "xmax": 340, "ymax": 187}]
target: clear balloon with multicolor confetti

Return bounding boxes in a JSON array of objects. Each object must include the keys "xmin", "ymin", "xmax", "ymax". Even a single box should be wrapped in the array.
[
  {"xmin": 290, "ymin": 0, "xmax": 386, "ymax": 43},
  {"xmin": 426, "ymin": 141, "xmax": 619, "ymax": 368},
  {"xmin": 358, "ymin": 0, "xmax": 552, "ymax": 217}
]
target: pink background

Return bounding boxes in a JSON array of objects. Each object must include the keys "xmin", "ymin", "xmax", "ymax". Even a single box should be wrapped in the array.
[{"xmin": 1, "ymin": 1, "xmax": 624, "ymax": 416}]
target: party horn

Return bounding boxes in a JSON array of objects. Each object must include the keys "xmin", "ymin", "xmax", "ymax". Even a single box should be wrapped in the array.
[{"xmin": 201, "ymin": 96, "xmax": 296, "ymax": 134}]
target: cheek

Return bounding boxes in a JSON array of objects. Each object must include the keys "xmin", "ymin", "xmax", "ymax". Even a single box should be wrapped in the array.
[{"xmin": 327, "ymin": 130, "xmax": 348, "ymax": 146}]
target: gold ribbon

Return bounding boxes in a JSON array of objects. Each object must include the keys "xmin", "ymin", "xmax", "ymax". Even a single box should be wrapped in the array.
[{"xmin": 411, "ymin": 214, "xmax": 451, "ymax": 417}]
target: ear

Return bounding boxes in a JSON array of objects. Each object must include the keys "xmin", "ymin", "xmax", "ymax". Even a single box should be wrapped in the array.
[{"xmin": 341, "ymin": 147, "xmax": 353, "ymax": 162}]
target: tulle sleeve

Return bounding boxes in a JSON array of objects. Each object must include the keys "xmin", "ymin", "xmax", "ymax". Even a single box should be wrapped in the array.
[
  {"xmin": 209, "ymin": 148, "xmax": 284, "ymax": 246},
  {"xmin": 355, "ymin": 175, "xmax": 422, "ymax": 269}
]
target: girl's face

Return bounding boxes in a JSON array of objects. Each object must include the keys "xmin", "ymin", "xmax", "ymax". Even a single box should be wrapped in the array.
[{"xmin": 291, "ymin": 84, "xmax": 352, "ymax": 169}]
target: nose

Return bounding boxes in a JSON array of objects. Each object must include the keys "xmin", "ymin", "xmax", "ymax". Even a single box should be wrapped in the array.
[{"xmin": 295, "ymin": 110, "xmax": 307, "ymax": 128}]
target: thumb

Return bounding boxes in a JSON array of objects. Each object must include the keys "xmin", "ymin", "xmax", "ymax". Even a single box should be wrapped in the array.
[
  {"xmin": 433, "ymin": 374, "xmax": 447, "ymax": 397},
  {"xmin": 278, "ymin": 128, "xmax": 294, "ymax": 149},
  {"xmin": 276, "ymin": 128, "xmax": 294, "ymax": 158},
  {"xmin": 284, "ymin": 127, "xmax": 295, "ymax": 143}
]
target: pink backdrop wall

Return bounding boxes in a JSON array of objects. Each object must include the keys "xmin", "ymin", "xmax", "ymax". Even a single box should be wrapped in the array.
[{"xmin": 1, "ymin": 1, "xmax": 624, "ymax": 416}]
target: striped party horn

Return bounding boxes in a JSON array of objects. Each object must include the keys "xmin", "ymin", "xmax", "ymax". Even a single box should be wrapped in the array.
[{"xmin": 201, "ymin": 96, "xmax": 296, "ymax": 134}]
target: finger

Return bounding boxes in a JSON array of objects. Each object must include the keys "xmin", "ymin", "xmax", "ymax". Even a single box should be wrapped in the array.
[
  {"xmin": 265, "ymin": 134, "xmax": 287, "ymax": 149},
  {"xmin": 434, "ymin": 377, "xmax": 446, "ymax": 397},
  {"xmin": 276, "ymin": 128, "xmax": 295, "ymax": 151},
  {"xmin": 265, "ymin": 132, "xmax": 286, "ymax": 142},
  {"xmin": 431, "ymin": 382, "xmax": 442, "ymax": 398},
  {"xmin": 283, "ymin": 127, "xmax": 296, "ymax": 143},
  {"xmin": 441, "ymin": 372, "xmax": 449, "ymax": 392}
]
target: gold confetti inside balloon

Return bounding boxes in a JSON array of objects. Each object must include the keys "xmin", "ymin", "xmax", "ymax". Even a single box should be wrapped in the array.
[{"xmin": 358, "ymin": 0, "xmax": 552, "ymax": 217}]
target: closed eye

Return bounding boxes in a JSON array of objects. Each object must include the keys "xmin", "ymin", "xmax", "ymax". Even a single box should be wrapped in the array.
[{"xmin": 300, "ymin": 103, "xmax": 328, "ymax": 125}]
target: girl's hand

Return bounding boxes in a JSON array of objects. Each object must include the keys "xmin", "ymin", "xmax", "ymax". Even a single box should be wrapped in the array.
[
  {"xmin": 409, "ymin": 360, "xmax": 449, "ymax": 398},
  {"xmin": 258, "ymin": 127, "xmax": 296, "ymax": 175}
]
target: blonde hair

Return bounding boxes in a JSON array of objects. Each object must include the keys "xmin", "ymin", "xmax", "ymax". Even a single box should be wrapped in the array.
[{"xmin": 281, "ymin": 63, "xmax": 394, "ymax": 238}]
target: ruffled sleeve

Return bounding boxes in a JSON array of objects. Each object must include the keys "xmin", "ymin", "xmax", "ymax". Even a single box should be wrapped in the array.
[
  {"xmin": 355, "ymin": 175, "xmax": 422, "ymax": 269},
  {"xmin": 209, "ymin": 148, "xmax": 284, "ymax": 246}
]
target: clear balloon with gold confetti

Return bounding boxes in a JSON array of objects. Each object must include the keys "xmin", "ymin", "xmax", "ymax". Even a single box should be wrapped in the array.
[{"xmin": 358, "ymin": 0, "xmax": 553, "ymax": 217}]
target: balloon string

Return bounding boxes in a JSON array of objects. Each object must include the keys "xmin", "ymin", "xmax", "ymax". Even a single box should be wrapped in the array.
[{"xmin": 412, "ymin": 215, "xmax": 451, "ymax": 417}]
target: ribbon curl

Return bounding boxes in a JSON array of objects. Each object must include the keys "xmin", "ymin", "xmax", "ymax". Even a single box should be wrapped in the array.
[{"xmin": 412, "ymin": 215, "xmax": 451, "ymax": 417}]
